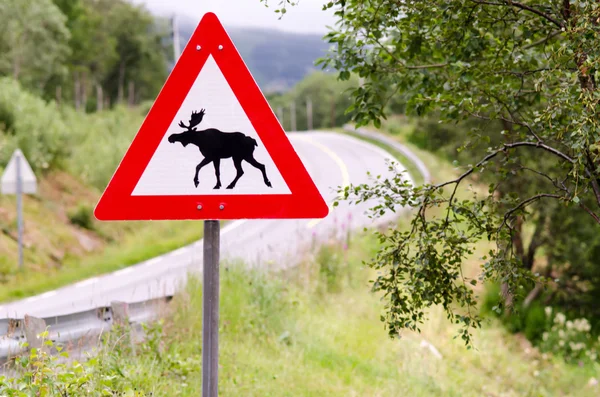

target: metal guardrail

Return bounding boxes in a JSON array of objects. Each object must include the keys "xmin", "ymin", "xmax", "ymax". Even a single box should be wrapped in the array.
[
  {"xmin": 342, "ymin": 124, "xmax": 431, "ymax": 184},
  {"xmin": 0, "ymin": 296, "xmax": 171, "ymax": 360}
]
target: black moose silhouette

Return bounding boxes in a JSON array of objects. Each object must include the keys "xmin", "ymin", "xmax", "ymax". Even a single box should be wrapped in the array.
[{"xmin": 167, "ymin": 109, "xmax": 272, "ymax": 190}]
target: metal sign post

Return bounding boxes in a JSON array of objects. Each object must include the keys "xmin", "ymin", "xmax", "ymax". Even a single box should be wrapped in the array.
[
  {"xmin": 15, "ymin": 152, "xmax": 23, "ymax": 270},
  {"xmin": 1, "ymin": 149, "xmax": 37, "ymax": 271},
  {"xmin": 203, "ymin": 220, "xmax": 220, "ymax": 396},
  {"xmin": 93, "ymin": 13, "xmax": 329, "ymax": 397}
]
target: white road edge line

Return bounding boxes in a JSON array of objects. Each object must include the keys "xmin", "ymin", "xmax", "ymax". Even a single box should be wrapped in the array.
[
  {"xmin": 144, "ymin": 257, "xmax": 162, "ymax": 267},
  {"xmin": 75, "ymin": 277, "xmax": 99, "ymax": 288},
  {"xmin": 221, "ymin": 219, "xmax": 247, "ymax": 235},
  {"xmin": 39, "ymin": 291, "xmax": 57, "ymax": 298},
  {"xmin": 331, "ymin": 133, "xmax": 414, "ymax": 185},
  {"xmin": 114, "ymin": 268, "xmax": 134, "ymax": 276},
  {"xmin": 293, "ymin": 135, "xmax": 350, "ymax": 229},
  {"xmin": 170, "ymin": 247, "xmax": 188, "ymax": 257}
]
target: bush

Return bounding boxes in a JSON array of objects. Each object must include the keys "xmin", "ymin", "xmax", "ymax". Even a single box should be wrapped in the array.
[
  {"xmin": 0, "ymin": 78, "xmax": 145, "ymax": 190},
  {"xmin": 539, "ymin": 308, "xmax": 599, "ymax": 364},
  {"xmin": 0, "ymin": 78, "xmax": 69, "ymax": 172},
  {"xmin": 68, "ymin": 203, "xmax": 95, "ymax": 230},
  {"xmin": 480, "ymin": 282, "xmax": 548, "ymax": 343}
]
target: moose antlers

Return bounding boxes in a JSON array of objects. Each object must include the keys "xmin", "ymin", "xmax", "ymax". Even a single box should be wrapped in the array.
[{"xmin": 178, "ymin": 109, "xmax": 206, "ymax": 131}]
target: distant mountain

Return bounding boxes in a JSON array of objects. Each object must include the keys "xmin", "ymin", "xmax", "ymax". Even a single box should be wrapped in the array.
[{"xmin": 176, "ymin": 17, "xmax": 331, "ymax": 93}]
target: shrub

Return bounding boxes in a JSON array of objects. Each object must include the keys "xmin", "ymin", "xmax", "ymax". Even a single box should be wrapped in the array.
[
  {"xmin": 539, "ymin": 308, "xmax": 599, "ymax": 364},
  {"xmin": 68, "ymin": 203, "xmax": 95, "ymax": 231},
  {"xmin": 0, "ymin": 78, "xmax": 69, "ymax": 172},
  {"xmin": 480, "ymin": 282, "xmax": 549, "ymax": 343}
]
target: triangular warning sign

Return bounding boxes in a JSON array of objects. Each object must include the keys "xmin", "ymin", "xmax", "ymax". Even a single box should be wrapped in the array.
[{"xmin": 94, "ymin": 12, "xmax": 328, "ymax": 221}]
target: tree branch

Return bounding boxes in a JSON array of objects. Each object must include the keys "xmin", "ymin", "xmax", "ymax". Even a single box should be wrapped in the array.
[
  {"xmin": 499, "ymin": 194, "xmax": 563, "ymax": 232},
  {"xmin": 522, "ymin": 30, "xmax": 562, "ymax": 50},
  {"xmin": 437, "ymin": 141, "xmax": 575, "ymax": 191},
  {"xmin": 471, "ymin": 0, "xmax": 564, "ymax": 28},
  {"xmin": 579, "ymin": 202, "xmax": 600, "ymax": 225}
]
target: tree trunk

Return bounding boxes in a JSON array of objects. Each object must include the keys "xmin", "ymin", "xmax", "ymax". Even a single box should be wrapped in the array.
[
  {"xmin": 128, "ymin": 81, "xmax": 135, "ymax": 107},
  {"xmin": 96, "ymin": 84, "xmax": 103, "ymax": 112},
  {"xmin": 329, "ymin": 95, "xmax": 336, "ymax": 127},
  {"xmin": 117, "ymin": 62, "xmax": 125, "ymax": 104},
  {"xmin": 81, "ymin": 70, "xmax": 88, "ymax": 112},
  {"xmin": 55, "ymin": 86, "xmax": 62, "ymax": 106},
  {"xmin": 74, "ymin": 72, "xmax": 81, "ymax": 111},
  {"xmin": 306, "ymin": 98, "xmax": 313, "ymax": 131}
]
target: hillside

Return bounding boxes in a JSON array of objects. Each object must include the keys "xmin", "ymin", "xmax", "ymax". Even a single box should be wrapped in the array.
[
  {"xmin": 177, "ymin": 17, "xmax": 331, "ymax": 92},
  {"xmin": 0, "ymin": 78, "xmax": 205, "ymax": 302}
]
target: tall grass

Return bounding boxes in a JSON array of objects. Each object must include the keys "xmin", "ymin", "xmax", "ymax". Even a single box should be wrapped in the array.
[{"xmin": 3, "ymin": 233, "xmax": 599, "ymax": 396}]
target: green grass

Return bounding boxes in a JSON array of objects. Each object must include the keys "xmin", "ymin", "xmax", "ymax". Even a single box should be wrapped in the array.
[
  {"xmin": 0, "ymin": 220, "xmax": 203, "ymax": 302},
  {"xmin": 5, "ymin": 233, "xmax": 598, "ymax": 396}
]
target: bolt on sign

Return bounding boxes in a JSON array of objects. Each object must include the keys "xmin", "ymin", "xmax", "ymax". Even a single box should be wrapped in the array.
[{"xmin": 94, "ymin": 13, "xmax": 328, "ymax": 221}]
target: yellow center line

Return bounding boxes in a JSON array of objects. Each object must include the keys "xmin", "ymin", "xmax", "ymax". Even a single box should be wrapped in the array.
[{"xmin": 293, "ymin": 135, "xmax": 350, "ymax": 229}]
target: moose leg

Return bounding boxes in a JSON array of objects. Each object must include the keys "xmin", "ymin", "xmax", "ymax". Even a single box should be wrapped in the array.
[
  {"xmin": 213, "ymin": 158, "xmax": 221, "ymax": 189},
  {"xmin": 194, "ymin": 157, "xmax": 212, "ymax": 188},
  {"xmin": 245, "ymin": 156, "xmax": 272, "ymax": 188},
  {"xmin": 226, "ymin": 158, "xmax": 244, "ymax": 189}
]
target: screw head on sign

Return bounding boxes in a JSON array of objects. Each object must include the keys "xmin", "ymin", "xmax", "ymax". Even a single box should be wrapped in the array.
[
  {"xmin": 197, "ymin": 204, "xmax": 203, "ymax": 210},
  {"xmin": 218, "ymin": 45, "xmax": 223, "ymax": 50},
  {"xmin": 196, "ymin": 45, "xmax": 201, "ymax": 51},
  {"xmin": 219, "ymin": 204, "xmax": 225, "ymax": 210}
]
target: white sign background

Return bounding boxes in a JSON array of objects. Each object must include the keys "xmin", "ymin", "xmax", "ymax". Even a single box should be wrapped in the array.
[{"xmin": 132, "ymin": 55, "xmax": 291, "ymax": 196}]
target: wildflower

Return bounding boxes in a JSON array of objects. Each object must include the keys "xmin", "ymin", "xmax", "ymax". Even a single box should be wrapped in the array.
[
  {"xmin": 558, "ymin": 330, "xmax": 565, "ymax": 338},
  {"xmin": 545, "ymin": 307, "xmax": 552, "ymax": 317},
  {"xmin": 559, "ymin": 340, "xmax": 565, "ymax": 347},
  {"xmin": 574, "ymin": 318, "xmax": 591, "ymax": 332},
  {"xmin": 533, "ymin": 370, "xmax": 540, "ymax": 377},
  {"xmin": 542, "ymin": 332, "xmax": 549, "ymax": 341},
  {"xmin": 569, "ymin": 342, "xmax": 585, "ymax": 351},
  {"xmin": 566, "ymin": 321, "xmax": 573, "ymax": 330},
  {"xmin": 554, "ymin": 313, "xmax": 566, "ymax": 325}
]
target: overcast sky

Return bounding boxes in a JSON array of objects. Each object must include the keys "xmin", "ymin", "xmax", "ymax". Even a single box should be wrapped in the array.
[{"xmin": 132, "ymin": 0, "xmax": 337, "ymax": 33}]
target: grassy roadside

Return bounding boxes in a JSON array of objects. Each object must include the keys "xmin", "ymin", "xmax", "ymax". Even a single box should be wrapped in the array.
[
  {"xmin": 3, "ymin": 121, "xmax": 599, "ymax": 395},
  {"xmin": 0, "ymin": 221, "xmax": 203, "ymax": 302},
  {"xmin": 3, "ymin": 233, "xmax": 598, "ymax": 396},
  {"xmin": 0, "ymin": 171, "xmax": 205, "ymax": 303}
]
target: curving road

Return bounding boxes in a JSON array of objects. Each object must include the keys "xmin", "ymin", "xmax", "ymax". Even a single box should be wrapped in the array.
[{"xmin": 0, "ymin": 132, "xmax": 406, "ymax": 319}]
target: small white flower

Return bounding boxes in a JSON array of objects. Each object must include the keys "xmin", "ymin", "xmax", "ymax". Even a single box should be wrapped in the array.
[
  {"xmin": 559, "ymin": 340, "xmax": 565, "ymax": 347},
  {"xmin": 542, "ymin": 332, "xmax": 549, "ymax": 341},
  {"xmin": 555, "ymin": 313, "xmax": 566, "ymax": 325},
  {"xmin": 545, "ymin": 307, "xmax": 552, "ymax": 317},
  {"xmin": 559, "ymin": 330, "xmax": 565, "ymax": 338},
  {"xmin": 574, "ymin": 318, "xmax": 591, "ymax": 332},
  {"xmin": 566, "ymin": 321, "xmax": 574, "ymax": 330},
  {"xmin": 534, "ymin": 370, "xmax": 540, "ymax": 377}
]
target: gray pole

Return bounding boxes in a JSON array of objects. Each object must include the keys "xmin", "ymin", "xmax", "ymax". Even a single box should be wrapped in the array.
[
  {"xmin": 203, "ymin": 220, "xmax": 220, "ymax": 397},
  {"xmin": 276, "ymin": 106, "xmax": 284, "ymax": 128},
  {"xmin": 306, "ymin": 98, "xmax": 313, "ymax": 131},
  {"xmin": 16, "ymin": 152, "xmax": 23, "ymax": 270},
  {"xmin": 172, "ymin": 14, "xmax": 181, "ymax": 62},
  {"xmin": 290, "ymin": 101, "xmax": 297, "ymax": 131}
]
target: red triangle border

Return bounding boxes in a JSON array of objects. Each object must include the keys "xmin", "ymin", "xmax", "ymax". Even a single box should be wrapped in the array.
[{"xmin": 94, "ymin": 12, "xmax": 329, "ymax": 221}]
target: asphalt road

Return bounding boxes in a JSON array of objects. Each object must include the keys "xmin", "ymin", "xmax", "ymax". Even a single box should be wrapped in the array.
[{"xmin": 0, "ymin": 131, "xmax": 406, "ymax": 319}]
